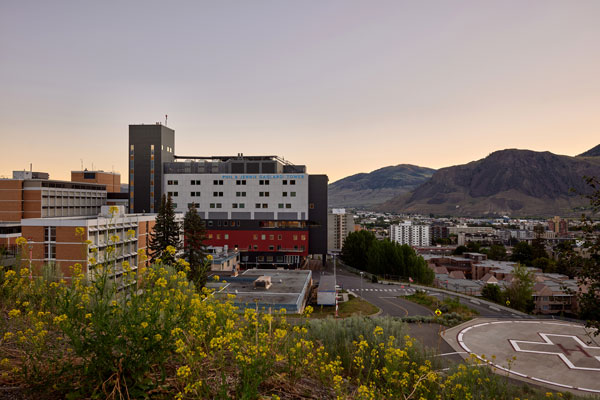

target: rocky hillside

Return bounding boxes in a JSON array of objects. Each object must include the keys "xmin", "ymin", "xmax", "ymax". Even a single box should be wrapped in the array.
[
  {"xmin": 378, "ymin": 148, "xmax": 600, "ymax": 217},
  {"xmin": 328, "ymin": 164, "xmax": 435, "ymax": 208}
]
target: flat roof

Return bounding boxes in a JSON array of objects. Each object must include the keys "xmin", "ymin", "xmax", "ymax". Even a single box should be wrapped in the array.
[{"xmin": 212, "ymin": 269, "xmax": 312, "ymax": 312}]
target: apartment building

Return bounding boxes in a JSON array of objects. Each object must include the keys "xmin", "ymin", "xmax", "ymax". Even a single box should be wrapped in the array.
[
  {"xmin": 389, "ymin": 222, "xmax": 430, "ymax": 247},
  {"xmin": 327, "ymin": 208, "xmax": 355, "ymax": 252}
]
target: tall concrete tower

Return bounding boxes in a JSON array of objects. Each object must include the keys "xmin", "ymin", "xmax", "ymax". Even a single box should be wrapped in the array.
[{"xmin": 128, "ymin": 124, "xmax": 175, "ymax": 213}]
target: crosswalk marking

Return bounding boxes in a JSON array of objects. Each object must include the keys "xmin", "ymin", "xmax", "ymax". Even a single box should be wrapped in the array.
[{"xmin": 346, "ymin": 288, "xmax": 417, "ymax": 293}]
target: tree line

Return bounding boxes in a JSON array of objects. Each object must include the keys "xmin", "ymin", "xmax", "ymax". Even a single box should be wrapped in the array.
[{"xmin": 341, "ymin": 230, "xmax": 434, "ymax": 285}]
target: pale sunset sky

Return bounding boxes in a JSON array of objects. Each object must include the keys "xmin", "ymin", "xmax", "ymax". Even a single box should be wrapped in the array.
[{"xmin": 1, "ymin": 1, "xmax": 599, "ymax": 183}]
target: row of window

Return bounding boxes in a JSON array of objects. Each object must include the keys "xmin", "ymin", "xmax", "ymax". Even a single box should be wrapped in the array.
[
  {"xmin": 205, "ymin": 233, "xmax": 306, "ymax": 241},
  {"xmin": 166, "ymin": 179, "xmax": 297, "ymax": 186},
  {"xmin": 202, "ymin": 241, "xmax": 306, "ymax": 253},
  {"xmin": 204, "ymin": 203, "xmax": 296, "ymax": 209},
  {"xmin": 204, "ymin": 220, "xmax": 306, "ymax": 228},
  {"xmin": 168, "ymin": 191, "xmax": 296, "ymax": 198}
]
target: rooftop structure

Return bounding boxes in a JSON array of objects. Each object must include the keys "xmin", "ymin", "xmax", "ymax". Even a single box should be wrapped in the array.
[{"xmin": 210, "ymin": 268, "xmax": 312, "ymax": 313}]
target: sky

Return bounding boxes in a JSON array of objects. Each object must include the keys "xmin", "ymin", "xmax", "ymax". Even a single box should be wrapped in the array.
[{"xmin": 1, "ymin": 1, "xmax": 599, "ymax": 183}]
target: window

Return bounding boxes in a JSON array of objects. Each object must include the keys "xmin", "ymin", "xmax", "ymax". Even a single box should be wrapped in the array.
[
  {"xmin": 236, "ymin": 180, "xmax": 247, "ymax": 185},
  {"xmin": 210, "ymin": 203, "xmax": 215, "ymax": 208},
  {"xmin": 259, "ymin": 180, "xmax": 270, "ymax": 185},
  {"xmin": 239, "ymin": 203, "xmax": 245, "ymax": 208},
  {"xmin": 282, "ymin": 180, "xmax": 287, "ymax": 185},
  {"xmin": 231, "ymin": 221, "xmax": 236, "ymax": 227},
  {"xmin": 309, "ymin": 203, "xmax": 315, "ymax": 209},
  {"xmin": 191, "ymin": 180, "xmax": 201, "ymax": 185},
  {"xmin": 262, "ymin": 203, "xmax": 268, "ymax": 208},
  {"xmin": 301, "ymin": 235, "xmax": 306, "ymax": 241},
  {"xmin": 45, "ymin": 226, "xmax": 56, "ymax": 242},
  {"xmin": 293, "ymin": 235, "xmax": 298, "ymax": 240},
  {"xmin": 255, "ymin": 203, "xmax": 261, "ymax": 209},
  {"xmin": 213, "ymin": 192, "xmax": 223, "ymax": 197},
  {"xmin": 191, "ymin": 192, "xmax": 201, "ymax": 197},
  {"xmin": 261, "ymin": 234, "xmax": 266, "ymax": 240},
  {"xmin": 290, "ymin": 180, "xmax": 296, "ymax": 185},
  {"xmin": 216, "ymin": 203, "xmax": 222, "ymax": 208},
  {"xmin": 187, "ymin": 203, "xmax": 200, "ymax": 209},
  {"xmin": 167, "ymin": 180, "xmax": 178, "ymax": 185},
  {"xmin": 232, "ymin": 204, "xmax": 238, "ymax": 208},
  {"xmin": 286, "ymin": 203, "xmax": 291, "ymax": 208},
  {"xmin": 216, "ymin": 234, "xmax": 221, "ymax": 240},
  {"xmin": 207, "ymin": 233, "xmax": 213, "ymax": 239},
  {"xmin": 253, "ymin": 234, "xmax": 258, "ymax": 240},
  {"xmin": 269, "ymin": 234, "xmax": 274, "ymax": 240},
  {"xmin": 291, "ymin": 192, "xmax": 296, "ymax": 197},
  {"xmin": 259, "ymin": 192, "xmax": 269, "ymax": 197},
  {"xmin": 278, "ymin": 203, "xmax": 284, "ymax": 209},
  {"xmin": 236, "ymin": 192, "xmax": 246, "ymax": 197},
  {"xmin": 282, "ymin": 192, "xmax": 287, "ymax": 197},
  {"xmin": 278, "ymin": 234, "xmax": 282, "ymax": 240},
  {"xmin": 213, "ymin": 180, "xmax": 224, "ymax": 185},
  {"xmin": 253, "ymin": 245, "xmax": 258, "ymax": 250},
  {"xmin": 207, "ymin": 221, "xmax": 213, "ymax": 227},
  {"xmin": 224, "ymin": 234, "xmax": 229, "ymax": 240},
  {"xmin": 257, "ymin": 256, "xmax": 264, "ymax": 262}
]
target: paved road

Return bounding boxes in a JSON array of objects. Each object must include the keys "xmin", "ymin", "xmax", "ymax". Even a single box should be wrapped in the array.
[{"xmin": 318, "ymin": 267, "xmax": 519, "ymax": 318}]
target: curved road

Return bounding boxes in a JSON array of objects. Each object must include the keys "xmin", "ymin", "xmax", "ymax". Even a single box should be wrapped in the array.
[{"xmin": 322, "ymin": 267, "xmax": 520, "ymax": 318}]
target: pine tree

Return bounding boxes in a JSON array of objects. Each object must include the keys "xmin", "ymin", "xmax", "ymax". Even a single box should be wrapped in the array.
[
  {"xmin": 183, "ymin": 206, "xmax": 209, "ymax": 288},
  {"xmin": 149, "ymin": 194, "xmax": 181, "ymax": 265}
]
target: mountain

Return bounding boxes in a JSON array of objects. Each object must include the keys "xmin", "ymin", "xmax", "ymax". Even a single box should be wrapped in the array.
[
  {"xmin": 578, "ymin": 144, "xmax": 600, "ymax": 157},
  {"xmin": 378, "ymin": 149, "xmax": 600, "ymax": 217},
  {"xmin": 328, "ymin": 164, "xmax": 435, "ymax": 208}
]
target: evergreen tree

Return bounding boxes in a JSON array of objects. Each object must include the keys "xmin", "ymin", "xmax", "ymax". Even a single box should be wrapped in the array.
[
  {"xmin": 149, "ymin": 195, "xmax": 181, "ymax": 265},
  {"xmin": 183, "ymin": 206, "xmax": 209, "ymax": 288}
]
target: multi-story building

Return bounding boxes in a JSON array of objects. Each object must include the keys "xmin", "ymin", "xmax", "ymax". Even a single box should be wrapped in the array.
[
  {"xmin": 0, "ymin": 170, "xmax": 107, "ymax": 222},
  {"xmin": 128, "ymin": 124, "xmax": 328, "ymax": 268},
  {"xmin": 20, "ymin": 206, "xmax": 158, "ymax": 284},
  {"xmin": 327, "ymin": 208, "xmax": 355, "ymax": 252},
  {"xmin": 389, "ymin": 222, "xmax": 430, "ymax": 247},
  {"xmin": 128, "ymin": 124, "xmax": 175, "ymax": 214},
  {"xmin": 0, "ymin": 170, "xmax": 107, "ymax": 253},
  {"xmin": 71, "ymin": 170, "xmax": 121, "ymax": 193},
  {"xmin": 548, "ymin": 216, "xmax": 568, "ymax": 236}
]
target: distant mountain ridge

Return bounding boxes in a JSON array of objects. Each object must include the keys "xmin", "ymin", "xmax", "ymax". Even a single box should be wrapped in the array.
[
  {"xmin": 578, "ymin": 144, "xmax": 600, "ymax": 157},
  {"xmin": 378, "ymin": 147, "xmax": 600, "ymax": 217},
  {"xmin": 328, "ymin": 164, "xmax": 435, "ymax": 208}
]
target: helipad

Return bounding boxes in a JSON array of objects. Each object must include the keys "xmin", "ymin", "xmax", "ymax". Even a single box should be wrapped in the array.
[{"xmin": 443, "ymin": 319, "xmax": 600, "ymax": 394}]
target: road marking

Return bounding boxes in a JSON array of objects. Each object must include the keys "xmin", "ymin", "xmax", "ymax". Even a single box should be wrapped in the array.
[
  {"xmin": 456, "ymin": 320, "xmax": 599, "ymax": 393},
  {"xmin": 489, "ymin": 306, "xmax": 500, "ymax": 311},
  {"xmin": 470, "ymin": 299, "xmax": 481, "ymax": 305},
  {"xmin": 434, "ymin": 351, "xmax": 469, "ymax": 357},
  {"xmin": 377, "ymin": 296, "xmax": 410, "ymax": 316}
]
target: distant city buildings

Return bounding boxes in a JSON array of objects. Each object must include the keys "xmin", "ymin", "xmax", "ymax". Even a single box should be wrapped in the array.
[
  {"xmin": 389, "ymin": 221, "xmax": 430, "ymax": 247},
  {"xmin": 548, "ymin": 216, "xmax": 568, "ymax": 236},
  {"xmin": 327, "ymin": 208, "xmax": 355, "ymax": 252}
]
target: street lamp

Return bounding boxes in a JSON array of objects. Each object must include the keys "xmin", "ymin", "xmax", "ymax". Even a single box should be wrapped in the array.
[{"xmin": 360, "ymin": 271, "xmax": 364, "ymax": 298}]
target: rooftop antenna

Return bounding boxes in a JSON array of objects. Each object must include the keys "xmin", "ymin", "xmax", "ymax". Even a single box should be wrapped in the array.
[
  {"xmin": 165, "ymin": 114, "xmax": 168, "ymax": 126},
  {"xmin": 30, "ymin": 163, "xmax": 32, "ymax": 172}
]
